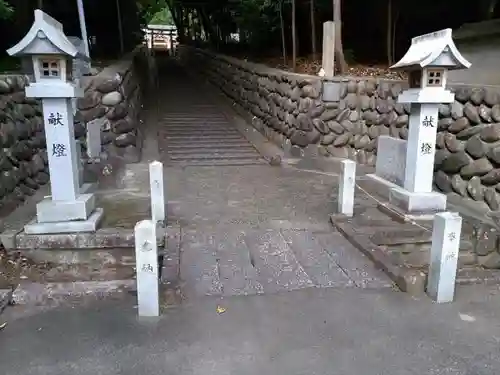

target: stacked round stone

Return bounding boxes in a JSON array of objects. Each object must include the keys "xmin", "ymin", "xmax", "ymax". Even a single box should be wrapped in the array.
[
  {"xmin": 0, "ymin": 75, "xmax": 49, "ymax": 209},
  {"xmin": 434, "ymin": 87, "xmax": 500, "ymax": 211}
]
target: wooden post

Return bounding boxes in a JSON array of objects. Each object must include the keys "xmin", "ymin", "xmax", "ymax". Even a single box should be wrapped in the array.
[{"xmin": 322, "ymin": 21, "xmax": 335, "ymax": 77}]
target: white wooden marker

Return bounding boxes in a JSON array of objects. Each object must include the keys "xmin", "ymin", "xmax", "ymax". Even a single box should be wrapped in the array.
[
  {"xmin": 149, "ymin": 161, "xmax": 166, "ymax": 225},
  {"xmin": 427, "ymin": 212, "xmax": 462, "ymax": 303},
  {"xmin": 134, "ymin": 219, "xmax": 160, "ymax": 317},
  {"xmin": 338, "ymin": 159, "xmax": 356, "ymax": 217}
]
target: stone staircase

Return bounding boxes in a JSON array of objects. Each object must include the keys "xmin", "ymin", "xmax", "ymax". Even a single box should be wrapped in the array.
[{"xmin": 159, "ymin": 110, "xmax": 266, "ymax": 167}]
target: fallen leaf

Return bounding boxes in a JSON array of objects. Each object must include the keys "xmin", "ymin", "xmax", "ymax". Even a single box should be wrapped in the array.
[
  {"xmin": 216, "ymin": 305, "xmax": 226, "ymax": 314},
  {"xmin": 459, "ymin": 313, "xmax": 476, "ymax": 322}
]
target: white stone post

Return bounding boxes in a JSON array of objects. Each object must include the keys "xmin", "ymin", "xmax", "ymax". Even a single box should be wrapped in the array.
[
  {"xmin": 338, "ymin": 159, "xmax": 356, "ymax": 217},
  {"xmin": 427, "ymin": 212, "xmax": 462, "ymax": 303},
  {"xmin": 43, "ymin": 98, "xmax": 81, "ymax": 201},
  {"xmin": 404, "ymin": 104, "xmax": 440, "ymax": 193},
  {"xmin": 134, "ymin": 219, "xmax": 160, "ymax": 317},
  {"xmin": 149, "ymin": 161, "xmax": 166, "ymax": 225},
  {"xmin": 75, "ymin": 139, "xmax": 84, "ymax": 186},
  {"xmin": 321, "ymin": 21, "xmax": 335, "ymax": 77},
  {"xmin": 86, "ymin": 118, "xmax": 102, "ymax": 159}
]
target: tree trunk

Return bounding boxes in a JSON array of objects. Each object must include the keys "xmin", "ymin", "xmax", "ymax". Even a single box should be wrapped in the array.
[
  {"xmin": 485, "ymin": 0, "xmax": 499, "ymax": 19},
  {"xmin": 292, "ymin": 0, "xmax": 297, "ymax": 71},
  {"xmin": 387, "ymin": 0, "xmax": 392, "ymax": 66},
  {"xmin": 333, "ymin": 0, "xmax": 347, "ymax": 73},
  {"xmin": 310, "ymin": 0, "xmax": 317, "ymax": 59},
  {"xmin": 391, "ymin": 7, "xmax": 400, "ymax": 66},
  {"xmin": 279, "ymin": 1, "xmax": 287, "ymax": 65}
]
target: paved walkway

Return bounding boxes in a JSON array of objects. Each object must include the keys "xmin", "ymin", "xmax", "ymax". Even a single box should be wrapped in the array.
[
  {"xmin": 156, "ymin": 61, "xmax": 391, "ymax": 299},
  {"xmin": 2, "ymin": 284, "xmax": 500, "ymax": 374}
]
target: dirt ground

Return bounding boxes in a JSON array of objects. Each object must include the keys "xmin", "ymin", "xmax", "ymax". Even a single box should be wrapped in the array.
[{"xmin": 246, "ymin": 55, "xmax": 407, "ymax": 80}]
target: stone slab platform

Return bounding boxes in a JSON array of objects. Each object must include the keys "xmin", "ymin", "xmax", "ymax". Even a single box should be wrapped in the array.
[
  {"xmin": 0, "ymin": 287, "xmax": 13, "ymax": 315},
  {"xmin": 330, "ymin": 209, "xmax": 500, "ymax": 295}
]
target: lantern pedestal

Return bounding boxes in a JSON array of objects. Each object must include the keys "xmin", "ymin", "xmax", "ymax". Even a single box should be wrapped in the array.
[{"xmin": 23, "ymin": 96, "xmax": 103, "ymax": 234}]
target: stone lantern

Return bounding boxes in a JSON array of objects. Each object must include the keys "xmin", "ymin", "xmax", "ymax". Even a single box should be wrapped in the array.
[
  {"xmin": 6, "ymin": 9, "xmax": 103, "ymax": 234},
  {"xmin": 369, "ymin": 28, "xmax": 471, "ymax": 216}
]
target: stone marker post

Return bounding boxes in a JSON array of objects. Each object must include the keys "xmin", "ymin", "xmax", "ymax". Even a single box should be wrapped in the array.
[
  {"xmin": 338, "ymin": 159, "xmax": 355, "ymax": 217},
  {"xmin": 427, "ymin": 212, "xmax": 462, "ymax": 303},
  {"xmin": 86, "ymin": 117, "xmax": 103, "ymax": 160},
  {"xmin": 134, "ymin": 219, "xmax": 160, "ymax": 317},
  {"xmin": 321, "ymin": 21, "xmax": 335, "ymax": 77},
  {"xmin": 149, "ymin": 161, "xmax": 166, "ymax": 225}
]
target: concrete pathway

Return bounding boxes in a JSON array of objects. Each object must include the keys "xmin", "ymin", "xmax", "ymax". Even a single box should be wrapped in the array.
[
  {"xmin": 156, "ymin": 61, "xmax": 391, "ymax": 299},
  {"xmin": 1, "ymin": 284, "xmax": 500, "ymax": 374}
]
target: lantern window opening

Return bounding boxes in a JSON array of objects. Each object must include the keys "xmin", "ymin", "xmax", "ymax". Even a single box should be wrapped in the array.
[
  {"xmin": 40, "ymin": 58, "xmax": 61, "ymax": 78},
  {"xmin": 426, "ymin": 69, "xmax": 445, "ymax": 87}
]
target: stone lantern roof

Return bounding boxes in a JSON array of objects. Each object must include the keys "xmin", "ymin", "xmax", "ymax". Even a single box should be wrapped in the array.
[
  {"xmin": 7, "ymin": 9, "xmax": 88, "ymax": 61},
  {"xmin": 390, "ymin": 28, "xmax": 471, "ymax": 71}
]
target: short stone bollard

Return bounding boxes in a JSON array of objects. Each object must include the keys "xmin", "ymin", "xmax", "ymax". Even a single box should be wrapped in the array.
[
  {"xmin": 338, "ymin": 160, "xmax": 356, "ymax": 217},
  {"xmin": 134, "ymin": 219, "xmax": 160, "ymax": 317},
  {"xmin": 149, "ymin": 161, "xmax": 166, "ymax": 225},
  {"xmin": 427, "ymin": 212, "xmax": 462, "ymax": 303},
  {"xmin": 86, "ymin": 118, "xmax": 103, "ymax": 160}
]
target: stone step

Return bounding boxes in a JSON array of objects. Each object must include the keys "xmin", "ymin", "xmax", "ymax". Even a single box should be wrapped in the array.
[
  {"xmin": 168, "ymin": 147, "xmax": 256, "ymax": 155},
  {"xmin": 174, "ymin": 159, "xmax": 267, "ymax": 166},
  {"xmin": 243, "ymin": 229, "xmax": 314, "ymax": 293},
  {"xmin": 163, "ymin": 126, "xmax": 233, "ymax": 131},
  {"xmin": 164, "ymin": 134, "xmax": 244, "ymax": 140},
  {"xmin": 162, "ymin": 114, "xmax": 227, "ymax": 118},
  {"xmin": 280, "ymin": 230, "xmax": 353, "ymax": 287},
  {"xmin": 309, "ymin": 231, "xmax": 394, "ymax": 288},
  {"xmin": 164, "ymin": 130, "xmax": 240, "ymax": 136},
  {"xmin": 165, "ymin": 138, "xmax": 250, "ymax": 145},
  {"xmin": 178, "ymin": 230, "xmax": 223, "ymax": 297},
  {"xmin": 213, "ymin": 230, "xmax": 263, "ymax": 296},
  {"xmin": 0, "ymin": 288, "xmax": 13, "ymax": 315},
  {"xmin": 169, "ymin": 153, "xmax": 261, "ymax": 161},
  {"xmin": 167, "ymin": 143, "xmax": 255, "ymax": 150},
  {"xmin": 162, "ymin": 118, "xmax": 227, "ymax": 122}
]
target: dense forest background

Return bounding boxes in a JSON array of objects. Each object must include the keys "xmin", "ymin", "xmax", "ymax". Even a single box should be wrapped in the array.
[{"xmin": 0, "ymin": 0, "xmax": 498, "ymax": 69}]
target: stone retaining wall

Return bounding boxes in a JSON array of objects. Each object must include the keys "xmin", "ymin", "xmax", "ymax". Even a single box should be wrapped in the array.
[
  {"xmin": 78, "ymin": 46, "xmax": 150, "ymax": 163},
  {"xmin": 178, "ymin": 46, "xmax": 500, "ymax": 213},
  {"xmin": 0, "ymin": 47, "xmax": 150, "ymax": 218},
  {"xmin": 0, "ymin": 75, "xmax": 47, "ymax": 216}
]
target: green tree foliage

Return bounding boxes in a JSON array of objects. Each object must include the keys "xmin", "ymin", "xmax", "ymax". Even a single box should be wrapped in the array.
[
  {"xmin": 0, "ymin": 0, "xmax": 13, "ymax": 19},
  {"xmin": 150, "ymin": 7, "xmax": 174, "ymax": 25}
]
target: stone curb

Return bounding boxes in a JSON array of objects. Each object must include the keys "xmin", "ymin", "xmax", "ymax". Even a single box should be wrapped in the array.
[
  {"xmin": 0, "ymin": 287, "xmax": 13, "ymax": 315},
  {"xmin": 12, "ymin": 280, "xmax": 135, "ymax": 306},
  {"xmin": 331, "ymin": 214, "xmax": 500, "ymax": 295},
  {"xmin": 330, "ymin": 214, "xmax": 427, "ymax": 295}
]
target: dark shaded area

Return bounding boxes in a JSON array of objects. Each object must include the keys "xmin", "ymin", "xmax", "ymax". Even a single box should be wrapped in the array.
[
  {"xmin": 173, "ymin": 0, "xmax": 497, "ymax": 64},
  {"xmin": 0, "ymin": 0, "xmax": 145, "ymax": 61},
  {"xmin": 0, "ymin": 0, "xmax": 496, "ymax": 65}
]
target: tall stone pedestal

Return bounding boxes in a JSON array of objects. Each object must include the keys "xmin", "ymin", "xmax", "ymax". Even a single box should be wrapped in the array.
[{"xmin": 24, "ymin": 98, "xmax": 103, "ymax": 235}]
